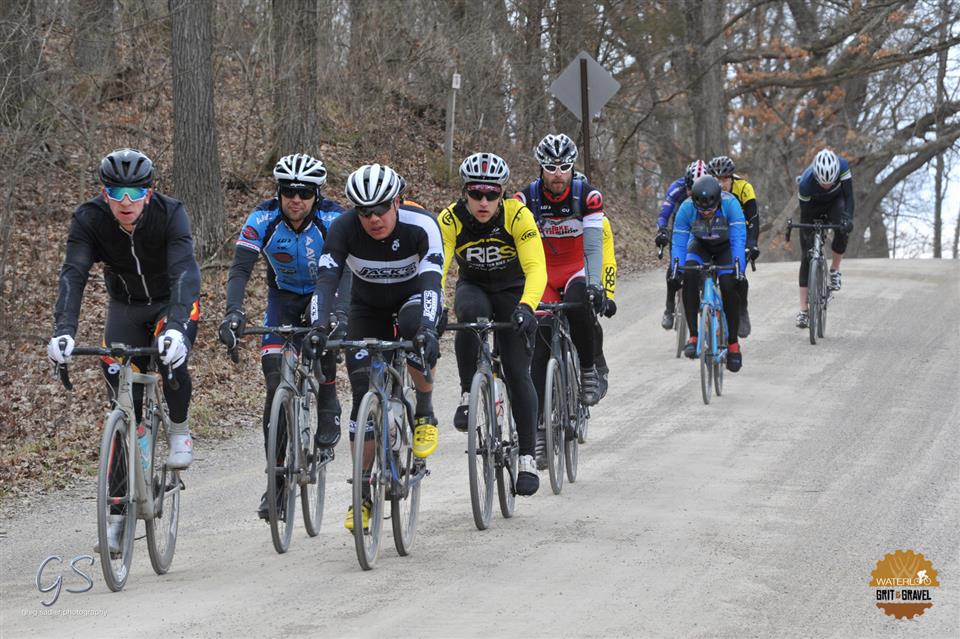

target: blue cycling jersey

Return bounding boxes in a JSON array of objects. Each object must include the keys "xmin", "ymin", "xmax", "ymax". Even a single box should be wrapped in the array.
[
  {"xmin": 671, "ymin": 192, "xmax": 746, "ymax": 268},
  {"xmin": 235, "ymin": 197, "xmax": 346, "ymax": 295},
  {"xmin": 657, "ymin": 176, "xmax": 687, "ymax": 229},
  {"xmin": 797, "ymin": 156, "xmax": 854, "ymax": 219}
]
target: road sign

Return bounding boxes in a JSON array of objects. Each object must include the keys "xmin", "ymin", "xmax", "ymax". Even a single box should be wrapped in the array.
[{"xmin": 549, "ymin": 51, "xmax": 620, "ymax": 121}]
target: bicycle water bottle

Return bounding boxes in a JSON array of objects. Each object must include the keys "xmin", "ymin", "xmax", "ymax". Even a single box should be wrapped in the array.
[
  {"xmin": 136, "ymin": 423, "xmax": 151, "ymax": 475},
  {"xmin": 389, "ymin": 398, "xmax": 404, "ymax": 451}
]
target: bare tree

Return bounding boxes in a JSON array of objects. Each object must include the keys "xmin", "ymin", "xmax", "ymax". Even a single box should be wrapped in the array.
[
  {"xmin": 71, "ymin": 0, "xmax": 116, "ymax": 101},
  {"xmin": 170, "ymin": 0, "xmax": 224, "ymax": 260},
  {"xmin": 273, "ymin": 0, "xmax": 320, "ymax": 157}
]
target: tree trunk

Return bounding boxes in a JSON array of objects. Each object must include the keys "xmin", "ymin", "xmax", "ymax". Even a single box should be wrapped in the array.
[
  {"xmin": 273, "ymin": 0, "xmax": 320, "ymax": 157},
  {"xmin": 953, "ymin": 199, "xmax": 959, "ymax": 259},
  {"xmin": 933, "ymin": 0, "xmax": 948, "ymax": 258},
  {"xmin": 684, "ymin": 0, "xmax": 726, "ymax": 159},
  {"xmin": 169, "ymin": 0, "xmax": 224, "ymax": 261},
  {"xmin": 71, "ymin": 0, "xmax": 115, "ymax": 100}
]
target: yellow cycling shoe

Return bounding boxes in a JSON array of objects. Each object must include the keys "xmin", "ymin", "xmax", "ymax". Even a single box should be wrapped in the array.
[
  {"xmin": 344, "ymin": 500, "xmax": 371, "ymax": 531},
  {"xmin": 412, "ymin": 415, "xmax": 439, "ymax": 458}
]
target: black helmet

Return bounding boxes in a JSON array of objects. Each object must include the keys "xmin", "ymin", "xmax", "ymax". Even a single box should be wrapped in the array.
[
  {"xmin": 99, "ymin": 148, "xmax": 154, "ymax": 187},
  {"xmin": 691, "ymin": 175, "xmax": 722, "ymax": 211}
]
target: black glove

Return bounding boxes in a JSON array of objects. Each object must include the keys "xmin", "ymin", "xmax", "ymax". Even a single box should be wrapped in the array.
[
  {"xmin": 511, "ymin": 303, "xmax": 538, "ymax": 352},
  {"xmin": 218, "ymin": 310, "xmax": 245, "ymax": 350},
  {"xmin": 415, "ymin": 327, "xmax": 439, "ymax": 369},
  {"xmin": 586, "ymin": 284, "xmax": 606, "ymax": 315},
  {"xmin": 747, "ymin": 245, "xmax": 760, "ymax": 262},
  {"xmin": 841, "ymin": 218, "xmax": 853, "ymax": 234},
  {"xmin": 302, "ymin": 327, "xmax": 328, "ymax": 361},
  {"xmin": 329, "ymin": 311, "xmax": 348, "ymax": 341},
  {"xmin": 654, "ymin": 227, "xmax": 669, "ymax": 249},
  {"xmin": 437, "ymin": 307, "xmax": 449, "ymax": 337},
  {"xmin": 602, "ymin": 299, "xmax": 617, "ymax": 318}
]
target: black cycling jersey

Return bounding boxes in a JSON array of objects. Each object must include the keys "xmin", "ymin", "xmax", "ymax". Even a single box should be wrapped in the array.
[
  {"xmin": 54, "ymin": 192, "xmax": 201, "ymax": 336},
  {"xmin": 312, "ymin": 202, "xmax": 444, "ymax": 332}
]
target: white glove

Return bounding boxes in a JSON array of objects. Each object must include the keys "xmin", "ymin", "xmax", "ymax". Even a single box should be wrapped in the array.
[
  {"xmin": 158, "ymin": 329, "xmax": 188, "ymax": 369},
  {"xmin": 47, "ymin": 335, "xmax": 75, "ymax": 364}
]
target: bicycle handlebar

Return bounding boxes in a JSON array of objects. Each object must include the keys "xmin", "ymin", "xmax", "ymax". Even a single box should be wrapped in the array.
[
  {"xmin": 240, "ymin": 325, "xmax": 314, "ymax": 337},
  {"xmin": 55, "ymin": 343, "xmax": 179, "ymax": 391},
  {"xmin": 536, "ymin": 301, "xmax": 587, "ymax": 313},
  {"xmin": 447, "ymin": 321, "xmax": 514, "ymax": 332},
  {"xmin": 784, "ymin": 218, "xmax": 844, "ymax": 242}
]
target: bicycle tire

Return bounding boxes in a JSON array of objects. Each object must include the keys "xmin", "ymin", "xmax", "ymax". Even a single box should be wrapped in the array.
[
  {"xmin": 699, "ymin": 308, "xmax": 713, "ymax": 405},
  {"xmin": 353, "ymin": 391, "xmax": 386, "ymax": 570},
  {"xmin": 674, "ymin": 290, "xmax": 687, "ymax": 358},
  {"xmin": 543, "ymin": 357, "xmax": 565, "ymax": 495},
  {"xmin": 145, "ymin": 395, "xmax": 180, "ymax": 575},
  {"xmin": 563, "ymin": 350, "xmax": 579, "ymax": 484},
  {"xmin": 714, "ymin": 308, "xmax": 725, "ymax": 397},
  {"xmin": 391, "ymin": 384, "xmax": 420, "ymax": 555},
  {"xmin": 495, "ymin": 377, "xmax": 517, "ymax": 519},
  {"xmin": 300, "ymin": 386, "xmax": 325, "ymax": 537},
  {"xmin": 96, "ymin": 410, "xmax": 136, "ymax": 592},
  {"xmin": 466, "ymin": 372, "xmax": 495, "ymax": 530},
  {"xmin": 808, "ymin": 257, "xmax": 820, "ymax": 345},
  {"xmin": 818, "ymin": 262, "xmax": 828, "ymax": 338},
  {"xmin": 267, "ymin": 387, "xmax": 297, "ymax": 554}
]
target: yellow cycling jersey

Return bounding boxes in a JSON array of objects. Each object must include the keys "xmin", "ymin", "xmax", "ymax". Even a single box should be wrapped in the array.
[
  {"xmin": 730, "ymin": 177, "xmax": 756, "ymax": 206},
  {"xmin": 602, "ymin": 215, "xmax": 617, "ymax": 301},
  {"xmin": 439, "ymin": 197, "xmax": 547, "ymax": 310}
]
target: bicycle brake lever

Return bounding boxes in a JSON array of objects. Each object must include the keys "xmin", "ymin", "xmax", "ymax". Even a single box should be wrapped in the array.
[
  {"xmin": 162, "ymin": 336, "xmax": 181, "ymax": 391},
  {"xmin": 56, "ymin": 363, "xmax": 74, "ymax": 391},
  {"xmin": 228, "ymin": 347, "xmax": 240, "ymax": 364}
]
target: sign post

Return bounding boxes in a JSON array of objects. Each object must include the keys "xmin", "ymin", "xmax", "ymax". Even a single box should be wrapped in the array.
[{"xmin": 549, "ymin": 52, "xmax": 620, "ymax": 180}]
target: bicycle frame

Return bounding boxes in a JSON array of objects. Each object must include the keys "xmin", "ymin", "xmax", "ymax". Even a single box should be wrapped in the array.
[{"xmin": 537, "ymin": 301, "xmax": 581, "ymax": 410}]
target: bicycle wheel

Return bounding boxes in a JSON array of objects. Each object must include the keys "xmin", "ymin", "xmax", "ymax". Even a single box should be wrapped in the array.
[
  {"xmin": 674, "ymin": 290, "xmax": 687, "ymax": 359},
  {"xmin": 713, "ymin": 309, "xmax": 725, "ymax": 397},
  {"xmin": 699, "ymin": 309, "xmax": 713, "ymax": 405},
  {"xmin": 96, "ymin": 410, "xmax": 137, "ymax": 592},
  {"xmin": 495, "ymin": 377, "xmax": 517, "ymax": 519},
  {"xmin": 543, "ymin": 357, "xmax": 565, "ymax": 495},
  {"xmin": 353, "ymin": 391, "xmax": 386, "ymax": 570},
  {"xmin": 300, "ymin": 386, "xmax": 325, "ymax": 537},
  {"xmin": 466, "ymin": 372, "xmax": 495, "ymax": 530},
  {"xmin": 145, "ymin": 396, "xmax": 180, "ymax": 575},
  {"xmin": 391, "ymin": 384, "xmax": 420, "ymax": 555},
  {"xmin": 807, "ymin": 257, "xmax": 819, "ymax": 345},
  {"xmin": 563, "ymin": 350, "xmax": 579, "ymax": 484},
  {"xmin": 818, "ymin": 262, "xmax": 828, "ymax": 338},
  {"xmin": 266, "ymin": 387, "xmax": 297, "ymax": 554}
]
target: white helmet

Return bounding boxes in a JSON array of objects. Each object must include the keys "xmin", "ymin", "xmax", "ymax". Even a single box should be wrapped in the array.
[
  {"xmin": 813, "ymin": 149, "xmax": 840, "ymax": 185},
  {"xmin": 273, "ymin": 153, "xmax": 327, "ymax": 187},
  {"xmin": 535, "ymin": 133, "xmax": 578, "ymax": 165},
  {"xmin": 684, "ymin": 159, "xmax": 709, "ymax": 189},
  {"xmin": 459, "ymin": 152, "xmax": 510, "ymax": 186},
  {"xmin": 344, "ymin": 164, "xmax": 405, "ymax": 207}
]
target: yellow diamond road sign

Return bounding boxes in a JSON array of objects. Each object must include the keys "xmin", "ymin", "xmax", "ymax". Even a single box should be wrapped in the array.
[{"xmin": 549, "ymin": 51, "xmax": 620, "ymax": 121}]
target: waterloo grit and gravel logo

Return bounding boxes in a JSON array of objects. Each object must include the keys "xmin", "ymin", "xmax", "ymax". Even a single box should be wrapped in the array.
[{"xmin": 870, "ymin": 550, "xmax": 939, "ymax": 619}]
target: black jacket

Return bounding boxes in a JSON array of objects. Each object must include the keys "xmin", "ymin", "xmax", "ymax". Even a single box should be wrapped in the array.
[{"xmin": 54, "ymin": 192, "xmax": 201, "ymax": 336}]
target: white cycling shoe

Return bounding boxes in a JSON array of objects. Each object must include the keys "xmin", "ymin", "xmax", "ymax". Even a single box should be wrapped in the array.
[{"xmin": 166, "ymin": 432, "xmax": 194, "ymax": 469}]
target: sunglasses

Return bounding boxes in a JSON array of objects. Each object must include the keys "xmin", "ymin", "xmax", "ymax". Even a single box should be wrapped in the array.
[
  {"xmin": 104, "ymin": 186, "xmax": 149, "ymax": 202},
  {"xmin": 279, "ymin": 185, "xmax": 316, "ymax": 200},
  {"xmin": 541, "ymin": 162, "xmax": 573, "ymax": 174},
  {"xmin": 356, "ymin": 201, "xmax": 393, "ymax": 218},
  {"xmin": 465, "ymin": 189, "xmax": 502, "ymax": 202}
]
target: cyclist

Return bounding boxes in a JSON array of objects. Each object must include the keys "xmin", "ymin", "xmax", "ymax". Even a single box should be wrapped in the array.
[
  {"xmin": 795, "ymin": 148, "xmax": 854, "ymax": 328},
  {"xmin": 671, "ymin": 175, "xmax": 746, "ymax": 372},
  {"xmin": 594, "ymin": 214, "xmax": 618, "ymax": 400},
  {"xmin": 307, "ymin": 164, "xmax": 444, "ymax": 530},
  {"xmin": 708, "ymin": 155, "xmax": 759, "ymax": 337},
  {"xmin": 47, "ymin": 148, "xmax": 200, "ymax": 553},
  {"xmin": 440, "ymin": 152, "xmax": 546, "ymax": 497},
  {"xmin": 656, "ymin": 160, "xmax": 709, "ymax": 330},
  {"xmin": 515, "ymin": 133, "xmax": 606, "ymax": 409},
  {"xmin": 218, "ymin": 153, "xmax": 350, "ymax": 520}
]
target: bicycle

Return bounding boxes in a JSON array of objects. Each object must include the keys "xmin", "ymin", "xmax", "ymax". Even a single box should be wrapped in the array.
[
  {"xmin": 786, "ymin": 219, "xmax": 844, "ymax": 345},
  {"xmin": 55, "ymin": 342, "xmax": 183, "ymax": 592},
  {"xmin": 233, "ymin": 325, "xmax": 330, "ymax": 553},
  {"xmin": 324, "ymin": 336, "xmax": 429, "ymax": 570},
  {"xmin": 536, "ymin": 301, "xmax": 589, "ymax": 495},
  {"xmin": 674, "ymin": 259, "xmax": 741, "ymax": 405},
  {"xmin": 658, "ymin": 242, "xmax": 687, "ymax": 358},
  {"xmin": 446, "ymin": 319, "xmax": 520, "ymax": 530}
]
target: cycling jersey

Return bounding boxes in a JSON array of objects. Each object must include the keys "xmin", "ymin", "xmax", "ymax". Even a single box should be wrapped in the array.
[
  {"xmin": 797, "ymin": 156, "xmax": 854, "ymax": 220},
  {"xmin": 671, "ymin": 191, "xmax": 746, "ymax": 271},
  {"xmin": 728, "ymin": 176, "xmax": 760, "ymax": 247},
  {"xmin": 312, "ymin": 201, "xmax": 444, "ymax": 332},
  {"xmin": 514, "ymin": 176, "xmax": 604, "ymax": 289},
  {"xmin": 230, "ymin": 197, "xmax": 344, "ymax": 297},
  {"xmin": 439, "ymin": 197, "xmax": 546, "ymax": 310},
  {"xmin": 656, "ymin": 176, "xmax": 687, "ymax": 229},
  {"xmin": 601, "ymin": 215, "xmax": 617, "ymax": 301},
  {"xmin": 54, "ymin": 192, "xmax": 201, "ymax": 337}
]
